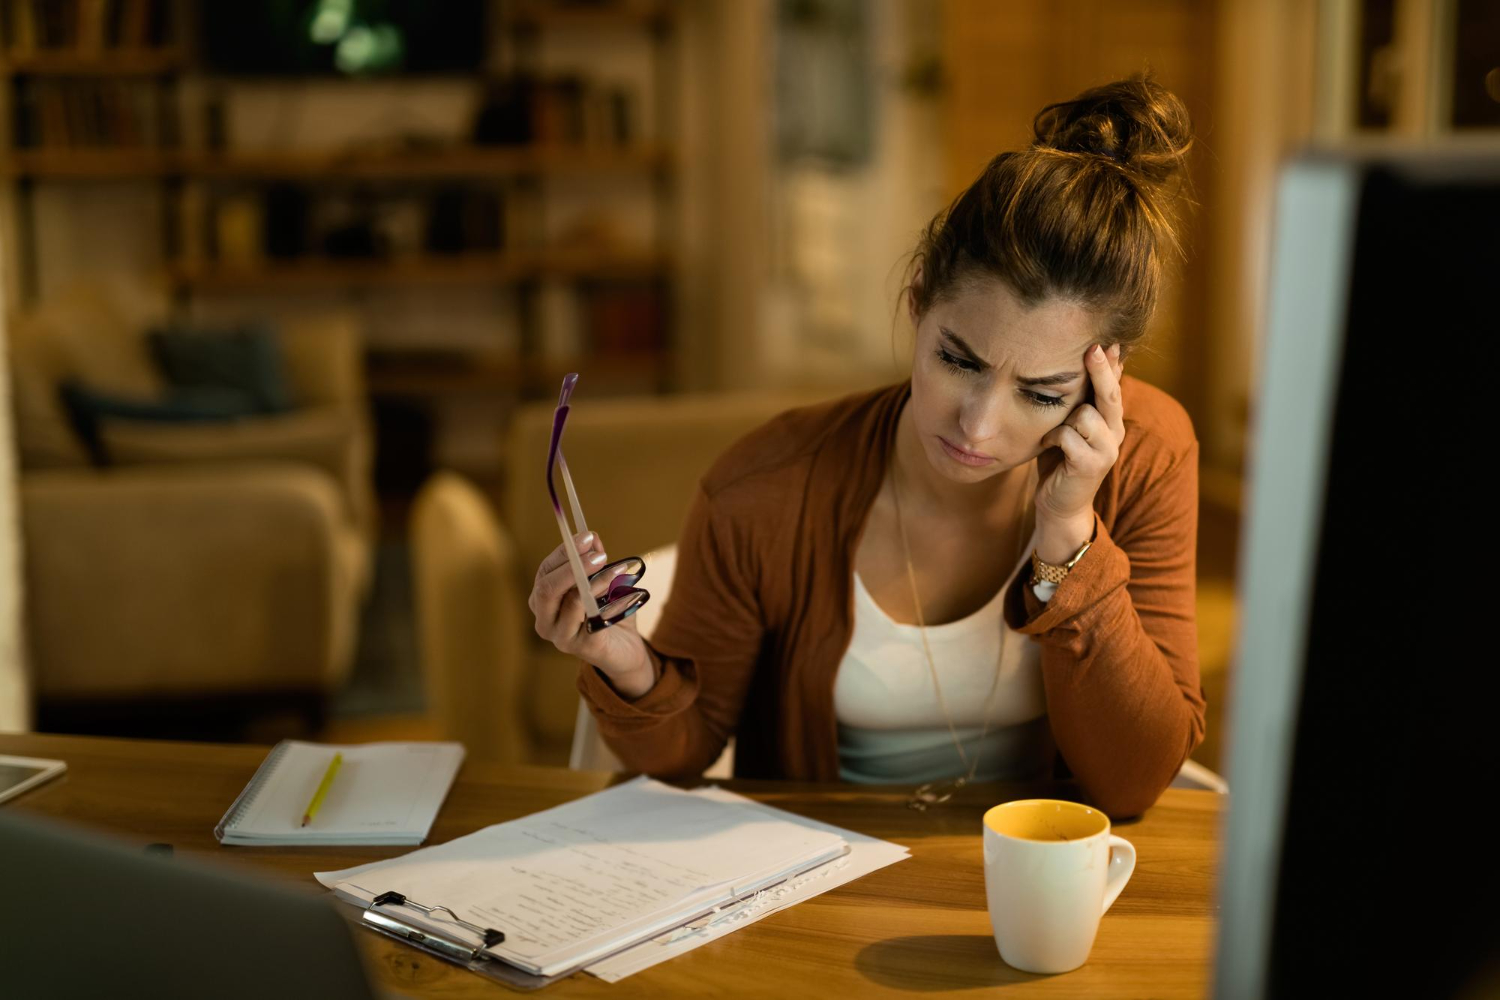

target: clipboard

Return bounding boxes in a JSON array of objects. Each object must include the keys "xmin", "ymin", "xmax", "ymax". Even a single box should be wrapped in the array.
[
  {"xmin": 328, "ymin": 842, "xmax": 853, "ymax": 991},
  {"xmin": 336, "ymin": 888, "xmax": 576, "ymax": 991}
]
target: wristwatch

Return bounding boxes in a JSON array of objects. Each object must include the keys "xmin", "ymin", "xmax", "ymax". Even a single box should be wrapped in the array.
[{"xmin": 1030, "ymin": 539, "xmax": 1092, "ymax": 587}]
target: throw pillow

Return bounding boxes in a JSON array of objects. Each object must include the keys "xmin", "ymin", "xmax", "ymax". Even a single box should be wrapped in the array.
[{"xmin": 148, "ymin": 324, "xmax": 294, "ymax": 415}]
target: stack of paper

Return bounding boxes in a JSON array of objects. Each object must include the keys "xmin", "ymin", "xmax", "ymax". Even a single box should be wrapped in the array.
[
  {"xmin": 586, "ymin": 784, "xmax": 912, "ymax": 982},
  {"xmin": 316, "ymin": 776, "xmax": 908, "ymax": 982}
]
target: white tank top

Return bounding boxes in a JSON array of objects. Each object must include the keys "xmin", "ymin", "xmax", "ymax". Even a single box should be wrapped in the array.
[{"xmin": 833, "ymin": 533, "xmax": 1052, "ymax": 784}]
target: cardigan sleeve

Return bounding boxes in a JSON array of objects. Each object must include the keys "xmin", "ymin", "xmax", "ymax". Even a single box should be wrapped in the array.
[
  {"xmin": 1004, "ymin": 438, "xmax": 1206, "ymax": 817},
  {"xmin": 576, "ymin": 479, "xmax": 766, "ymax": 779}
]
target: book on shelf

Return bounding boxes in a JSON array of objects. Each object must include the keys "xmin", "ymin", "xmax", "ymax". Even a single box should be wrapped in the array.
[
  {"xmin": 588, "ymin": 284, "xmax": 665, "ymax": 354},
  {"xmin": 15, "ymin": 77, "xmax": 166, "ymax": 148},
  {"xmin": 5, "ymin": 0, "xmax": 169, "ymax": 55},
  {"xmin": 473, "ymin": 74, "xmax": 637, "ymax": 147}
]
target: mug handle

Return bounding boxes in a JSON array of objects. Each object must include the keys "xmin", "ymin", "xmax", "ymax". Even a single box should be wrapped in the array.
[{"xmin": 1101, "ymin": 835, "xmax": 1136, "ymax": 915}]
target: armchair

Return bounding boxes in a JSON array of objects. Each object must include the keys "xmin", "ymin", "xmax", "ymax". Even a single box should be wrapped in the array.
[{"xmin": 6, "ymin": 281, "xmax": 372, "ymax": 725}]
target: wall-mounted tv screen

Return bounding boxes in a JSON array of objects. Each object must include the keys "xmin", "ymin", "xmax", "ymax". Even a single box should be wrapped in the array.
[{"xmin": 200, "ymin": 1, "xmax": 487, "ymax": 76}]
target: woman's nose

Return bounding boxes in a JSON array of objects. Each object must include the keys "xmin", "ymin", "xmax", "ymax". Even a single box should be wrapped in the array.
[{"xmin": 958, "ymin": 394, "xmax": 1007, "ymax": 443}]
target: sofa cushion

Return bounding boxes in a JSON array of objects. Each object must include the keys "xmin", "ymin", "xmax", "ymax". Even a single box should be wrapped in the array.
[
  {"xmin": 7, "ymin": 312, "xmax": 90, "ymax": 468},
  {"xmin": 20, "ymin": 462, "xmax": 363, "ymax": 698},
  {"xmin": 20, "ymin": 282, "xmax": 164, "ymax": 396},
  {"xmin": 6, "ymin": 280, "xmax": 168, "ymax": 469},
  {"xmin": 100, "ymin": 406, "xmax": 365, "ymax": 527},
  {"xmin": 60, "ymin": 381, "xmax": 260, "ymax": 464}
]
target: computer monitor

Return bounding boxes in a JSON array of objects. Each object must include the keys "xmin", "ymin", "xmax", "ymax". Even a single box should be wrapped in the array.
[
  {"xmin": 1215, "ymin": 143, "xmax": 1499, "ymax": 999},
  {"xmin": 0, "ymin": 809, "xmax": 377, "ymax": 999}
]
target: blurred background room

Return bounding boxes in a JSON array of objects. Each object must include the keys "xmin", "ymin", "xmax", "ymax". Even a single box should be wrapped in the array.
[{"xmin": 0, "ymin": 0, "xmax": 1495, "ymax": 768}]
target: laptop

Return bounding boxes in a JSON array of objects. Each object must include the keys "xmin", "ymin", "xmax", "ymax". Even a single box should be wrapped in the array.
[{"xmin": 0, "ymin": 809, "xmax": 382, "ymax": 999}]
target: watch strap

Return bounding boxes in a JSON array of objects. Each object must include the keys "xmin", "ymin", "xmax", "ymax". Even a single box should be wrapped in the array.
[{"xmin": 1030, "ymin": 539, "xmax": 1092, "ymax": 586}]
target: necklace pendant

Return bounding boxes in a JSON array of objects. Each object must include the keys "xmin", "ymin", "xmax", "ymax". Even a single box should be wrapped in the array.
[{"xmin": 907, "ymin": 775, "xmax": 969, "ymax": 811}]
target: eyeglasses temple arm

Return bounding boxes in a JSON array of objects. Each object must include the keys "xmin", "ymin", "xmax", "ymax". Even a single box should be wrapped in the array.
[
  {"xmin": 557, "ymin": 452, "xmax": 588, "ymax": 537},
  {"xmin": 548, "ymin": 379, "xmax": 598, "ymax": 623},
  {"xmin": 553, "ymin": 505, "xmax": 601, "ymax": 619}
]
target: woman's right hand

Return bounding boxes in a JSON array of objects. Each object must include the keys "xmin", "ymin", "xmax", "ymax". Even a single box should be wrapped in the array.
[{"xmin": 529, "ymin": 531, "xmax": 656, "ymax": 698}]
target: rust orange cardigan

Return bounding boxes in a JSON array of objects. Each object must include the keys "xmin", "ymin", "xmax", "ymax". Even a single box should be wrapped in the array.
[{"xmin": 577, "ymin": 377, "xmax": 1206, "ymax": 817}]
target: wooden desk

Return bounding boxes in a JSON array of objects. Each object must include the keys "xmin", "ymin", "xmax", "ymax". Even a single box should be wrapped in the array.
[{"xmin": 0, "ymin": 734, "xmax": 1221, "ymax": 998}]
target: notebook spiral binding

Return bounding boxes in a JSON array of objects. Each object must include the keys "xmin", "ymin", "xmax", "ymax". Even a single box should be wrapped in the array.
[{"xmin": 214, "ymin": 740, "xmax": 291, "ymax": 839}]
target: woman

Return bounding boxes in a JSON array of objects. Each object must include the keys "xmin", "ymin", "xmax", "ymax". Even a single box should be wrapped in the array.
[{"xmin": 530, "ymin": 74, "xmax": 1205, "ymax": 818}]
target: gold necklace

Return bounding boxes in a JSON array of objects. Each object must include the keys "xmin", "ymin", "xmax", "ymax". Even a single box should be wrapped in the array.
[{"xmin": 890, "ymin": 448, "xmax": 1035, "ymax": 812}]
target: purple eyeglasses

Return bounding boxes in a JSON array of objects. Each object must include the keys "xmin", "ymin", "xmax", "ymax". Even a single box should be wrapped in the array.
[{"xmin": 548, "ymin": 373, "xmax": 650, "ymax": 633}]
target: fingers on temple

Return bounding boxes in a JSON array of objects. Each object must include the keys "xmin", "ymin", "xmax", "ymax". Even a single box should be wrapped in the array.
[{"xmin": 1087, "ymin": 344, "xmax": 1124, "ymax": 427}]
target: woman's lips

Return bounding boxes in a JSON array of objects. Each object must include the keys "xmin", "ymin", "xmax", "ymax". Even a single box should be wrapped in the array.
[{"xmin": 939, "ymin": 436, "xmax": 996, "ymax": 466}]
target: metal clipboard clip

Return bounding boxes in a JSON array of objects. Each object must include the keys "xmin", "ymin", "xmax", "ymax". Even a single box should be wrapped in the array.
[{"xmin": 361, "ymin": 890, "xmax": 505, "ymax": 964}]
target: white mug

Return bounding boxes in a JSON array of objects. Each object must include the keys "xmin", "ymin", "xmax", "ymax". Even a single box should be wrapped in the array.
[{"xmin": 982, "ymin": 798, "xmax": 1136, "ymax": 974}]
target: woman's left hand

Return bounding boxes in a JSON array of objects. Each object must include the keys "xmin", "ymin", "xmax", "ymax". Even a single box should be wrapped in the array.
[{"xmin": 1033, "ymin": 343, "xmax": 1125, "ymax": 562}]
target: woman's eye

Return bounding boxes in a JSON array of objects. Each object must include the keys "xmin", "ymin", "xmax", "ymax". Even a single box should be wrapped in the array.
[
  {"xmin": 1023, "ymin": 391, "xmax": 1066, "ymax": 409},
  {"xmin": 935, "ymin": 348, "xmax": 978, "ymax": 375}
]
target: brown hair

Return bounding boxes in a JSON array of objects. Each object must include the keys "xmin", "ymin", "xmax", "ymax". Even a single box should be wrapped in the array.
[{"xmin": 905, "ymin": 73, "xmax": 1194, "ymax": 352}]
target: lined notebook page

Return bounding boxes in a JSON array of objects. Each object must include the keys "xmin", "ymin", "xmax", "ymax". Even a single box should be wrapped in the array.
[
  {"xmin": 317, "ymin": 776, "xmax": 848, "ymax": 976},
  {"xmin": 225, "ymin": 741, "xmax": 463, "ymax": 843}
]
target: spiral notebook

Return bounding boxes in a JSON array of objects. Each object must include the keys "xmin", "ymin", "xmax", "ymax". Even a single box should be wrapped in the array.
[{"xmin": 215, "ymin": 740, "xmax": 464, "ymax": 846}]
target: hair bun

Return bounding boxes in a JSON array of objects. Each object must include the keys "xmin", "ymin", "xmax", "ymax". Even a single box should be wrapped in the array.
[{"xmin": 1032, "ymin": 73, "xmax": 1192, "ymax": 185}]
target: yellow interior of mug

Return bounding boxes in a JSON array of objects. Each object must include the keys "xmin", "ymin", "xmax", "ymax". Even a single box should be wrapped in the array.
[{"xmin": 984, "ymin": 799, "xmax": 1108, "ymax": 842}]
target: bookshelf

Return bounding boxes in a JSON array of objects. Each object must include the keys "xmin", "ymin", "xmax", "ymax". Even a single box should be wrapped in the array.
[
  {"xmin": 0, "ymin": 141, "xmax": 672, "ymax": 178},
  {"xmin": 0, "ymin": 47, "xmax": 181, "ymax": 75},
  {"xmin": 1, "ymin": 0, "xmax": 681, "ymax": 493},
  {"xmin": 2, "ymin": 0, "xmax": 171, "ymax": 56},
  {"xmin": 365, "ymin": 349, "xmax": 669, "ymax": 399},
  {"xmin": 508, "ymin": 1, "xmax": 671, "ymax": 30},
  {"xmin": 1, "ymin": 146, "xmax": 173, "ymax": 176},
  {"xmin": 165, "ymin": 249, "xmax": 672, "ymax": 291},
  {"xmin": 188, "ymin": 143, "xmax": 672, "ymax": 180}
]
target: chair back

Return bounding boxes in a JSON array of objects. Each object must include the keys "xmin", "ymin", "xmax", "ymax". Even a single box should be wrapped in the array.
[
  {"xmin": 1169, "ymin": 758, "xmax": 1229, "ymax": 793},
  {"xmin": 411, "ymin": 472, "xmax": 527, "ymax": 764},
  {"xmin": 505, "ymin": 389, "xmax": 829, "ymax": 596}
]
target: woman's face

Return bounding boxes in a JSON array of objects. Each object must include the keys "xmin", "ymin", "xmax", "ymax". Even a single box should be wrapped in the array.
[{"xmin": 908, "ymin": 277, "xmax": 1104, "ymax": 483}]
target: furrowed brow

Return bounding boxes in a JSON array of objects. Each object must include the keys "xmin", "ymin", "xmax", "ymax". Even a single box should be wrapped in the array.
[
  {"xmin": 942, "ymin": 329, "xmax": 1081, "ymax": 387},
  {"xmin": 1016, "ymin": 371, "xmax": 1083, "ymax": 388},
  {"xmin": 940, "ymin": 329, "xmax": 990, "ymax": 366}
]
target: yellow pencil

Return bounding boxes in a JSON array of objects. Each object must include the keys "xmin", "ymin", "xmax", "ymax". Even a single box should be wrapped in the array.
[{"xmin": 300, "ymin": 752, "xmax": 343, "ymax": 828}]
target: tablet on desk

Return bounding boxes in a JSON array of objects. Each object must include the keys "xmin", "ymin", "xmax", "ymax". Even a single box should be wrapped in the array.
[{"xmin": 0, "ymin": 755, "xmax": 66, "ymax": 805}]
